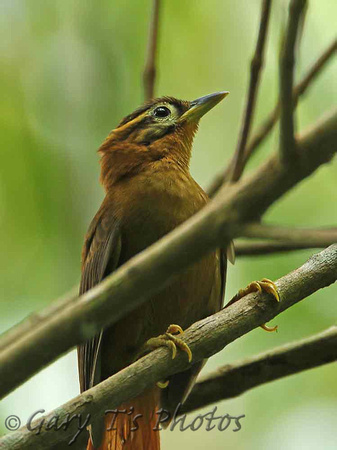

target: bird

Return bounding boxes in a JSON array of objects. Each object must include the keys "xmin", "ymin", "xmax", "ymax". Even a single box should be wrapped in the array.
[{"xmin": 77, "ymin": 91, "xmax": 278, "ymax": 450}]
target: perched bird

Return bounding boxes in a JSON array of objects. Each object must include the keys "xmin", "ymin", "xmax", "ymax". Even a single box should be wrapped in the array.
[
  {"xmin": 77, "ymin": 91, "xmax": 228, "ymax": 449},
  {"xmin": 78, "ymin": 91, "xmax": 278, "ymax": 450}
]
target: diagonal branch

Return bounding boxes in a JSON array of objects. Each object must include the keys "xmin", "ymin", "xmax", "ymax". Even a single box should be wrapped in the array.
[
  {"xmin": 0, "ymin": 108, "xmax": 336, "ymax": 400},
  {"xmin": 143, "ymin": 0, "xmax": 161, "ymax": 100},
  {"xmin": 279, "ymin": 0, "xmax": 307, "ymax": 163},
  {"xmin": 181, "ymin": 326, "xmax": 337, "ymax": 414},
  {"xmin": 207, "ymin": 38, "xmax": 337, "ymax": 196},
  {"xmin": 229, "ymin": 0, "xmax": 272, "ymax": 182},
  {"xmin": 1, "ymin": 245, "xmax": 336, "ymax": 450}
]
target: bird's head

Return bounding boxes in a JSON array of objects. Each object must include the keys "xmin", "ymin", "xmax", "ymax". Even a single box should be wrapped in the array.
[{"xmin": 99, "ymin": 91, "xmax": 228, "ymax": 189}]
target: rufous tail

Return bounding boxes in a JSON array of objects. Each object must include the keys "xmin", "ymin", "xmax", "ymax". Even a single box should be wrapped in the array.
[{"xmin": 87, "ymin": 388, "xmax": 160, "ymax": 450}]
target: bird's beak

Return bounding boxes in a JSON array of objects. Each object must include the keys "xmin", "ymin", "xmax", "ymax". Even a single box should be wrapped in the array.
[{"xmin": 179, "ymin": 91, "xmax": 229, "ymax": 123}]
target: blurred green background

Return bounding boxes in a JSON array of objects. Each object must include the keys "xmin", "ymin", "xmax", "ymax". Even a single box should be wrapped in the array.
[{"xmin": 1, "ymin": 0, "xmax": 336, "ymax": 449}]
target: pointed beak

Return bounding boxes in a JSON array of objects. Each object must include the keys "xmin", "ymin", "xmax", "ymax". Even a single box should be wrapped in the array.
[{"xmin": 179, "ymin": 91, "xmax": 229, "ymax": 123}]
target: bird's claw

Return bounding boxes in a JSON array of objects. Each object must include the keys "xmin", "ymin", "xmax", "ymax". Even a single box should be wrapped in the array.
[
  {"xmin": 166, "ymin": 324, "xmax": 184, "ymax": 335},
  {"xmin": 142, "ymin": 324, "xmax": 192, "ymax": 388},
  {"xmin": 260, "ymin": 322, "xmax": 278, "ymax": 332},
  {"xmin": 145, "ymin": 324, "xmax": 192, "ymax": 362},
  {"xmin": 226, "ymin": 278, "xmax": 280, "ymax": 332},
  {"xmin": 256, "ymin": 278, "xmax": 280, "ymax": 302},
  {"xmin": 156, "ymin": 379, "xmax": 170, "ymax": 389}
]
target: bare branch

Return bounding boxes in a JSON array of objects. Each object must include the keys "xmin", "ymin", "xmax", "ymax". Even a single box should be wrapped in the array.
[
  {"xmin": 244, "ymin": 39, "xmax": 337, "ymax": 168},
  {"xmin": 235, "ymin": 240, "xmax": 336, "ymax": 257},
  {"xmin": 143, "ymin": 0, "xmax": 161, "ymax": 100},
  {"xmin": 181, "ymin": 326, "xmax": 337, "ymax": 414},
  {"xmin": 238, "ymin": 224, "xmax": 337, "ymax": 243},
  {"xmin": 294, "ymin": 38, "xmax": 337, "ymax": 98},
  {"xmin": 229, "ymin": 0, "xmax": 272, "ymax": 182},
  {"xmin": 207, "ymin": 38, "xmax": 337, "ymax": 197},
  {"xmin": 1, "ymin": 246, "xmax": 336, "ymax": 450},
  {"xmin": 0, "ymin": 109, "xmax": 336, "ymax": 400},
  {"xmin": 234, "ymin": 225, "xmax": 337, "ymax": 256},
  {"xmin": 279, "ymin": 0, "xmax": 307, "ymax": 163}
]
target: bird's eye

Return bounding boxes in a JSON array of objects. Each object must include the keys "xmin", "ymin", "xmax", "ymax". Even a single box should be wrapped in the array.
[{"xmin": 153, "ymin": 106, "xmax": 171, "ymax": 118}]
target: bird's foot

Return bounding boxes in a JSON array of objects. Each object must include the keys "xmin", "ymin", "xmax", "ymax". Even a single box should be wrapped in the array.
[
  {"xmin": 226, "ymin": 278, "xmax": 280, "ymax": 332},
  {"xmin": 145, "ymin": 324, "xmax": 193, "ymax": 362},
  {"xmin": 140, "ymin": 324, "xmax": 192, "ymax": 389}
]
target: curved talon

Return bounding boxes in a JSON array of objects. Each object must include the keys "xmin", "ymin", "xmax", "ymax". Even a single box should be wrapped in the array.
[
  {"xmin": 157, "ymin": 379, "xmax": 170, "ymax": 389},
  {"xmin": 166, "ymin": 332, "xmax": 193, "ymax": 363},
  {"xmin": 259, "ymin": 278, "xmax": 280, "ymax": 302},
  {"xmin": 261, "ymin": 323, "xmax": 278, "ymax": 332},
  {"xmin": 249, "ymin": 281, "xmax": 262, "ymax": 293},
  {"xmin": 167, "ymin": 324, "xmax": 184, "ymax": 335}
]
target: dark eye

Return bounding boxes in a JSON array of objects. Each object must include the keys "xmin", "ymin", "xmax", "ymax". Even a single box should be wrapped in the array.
[{"xmin": 153, "ymin": 106, "xmax": 171, "ymax": 118}]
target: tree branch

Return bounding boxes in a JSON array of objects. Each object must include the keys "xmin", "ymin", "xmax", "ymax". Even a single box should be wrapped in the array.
[
  {"xmin": 1, "ymin": 245, "xmax": 336, "ymax": 450},
  {"xmin": 181, "ymin": 326, "xmax": 337, "ymax": 414},
  {"xmin": 143, "ymin": 0, "xmax": 161, "ymax": 100},
  {"xmin": 238, "ymin": 224, "xmax": 337, "ymax": 243},
  {"xmin": 0, "ymin": 108, "xmax": 336, "ymax": 400},
  {"xmin": 207, "ymin": 38, "xmax": 337, "ymax": 196},
  {"xmin": 279, "ymin": 0, "xmax": 307, "ymax": 163},
  {"xmin": 233, "ymin": 225, "xmax": 337, "ymax": 256},
  {"xmin": 245, "ymin": 38, "xmax": 336, "ymax": 168},
  {"xmin": 235, "ymin": 240, "xmax": 337, "ymax": 257},
  {"xmin": 229, "ymin": 0, "xmax": 272, "ymax": 182}
]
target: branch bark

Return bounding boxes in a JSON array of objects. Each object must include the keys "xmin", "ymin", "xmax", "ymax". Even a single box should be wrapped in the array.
[
  {"xmin": 181, "ymin": 326, "xmax": 337, "ymax": 414},
  {"xmin": 2, "ymin": 226, "xmax": 335, "ymax": 359},
  {"xmin": 143, "ymin": 0, "xmax": 161, "ymax": 100},
  {"xmin": 229, "ymin": 0, "xmax": 272, "ymax": 182},
  {"xmin": 0, "ymin": 108, "xmax": 336, "ymax": 400},
  {"xmin": 279, "ymin": 0, "xmax": 307, "ymax": 163},
  {"xmin": 1, "ymin": 245, "xmax": 336, "ymax": 450}
]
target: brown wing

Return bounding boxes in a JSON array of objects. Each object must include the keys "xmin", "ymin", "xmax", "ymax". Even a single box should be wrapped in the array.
[{"xmin": 77, "ymin": 205, "xmax": 121, "ymax": 393}]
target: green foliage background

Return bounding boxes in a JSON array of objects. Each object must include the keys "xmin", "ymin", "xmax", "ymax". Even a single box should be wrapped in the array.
[{"xmin": 1, "ymin": 1, "xmax": 336, "ymax": 448}]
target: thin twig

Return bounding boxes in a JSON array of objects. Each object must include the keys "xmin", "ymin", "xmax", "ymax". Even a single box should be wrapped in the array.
[
  {"xmin": 279, "ymin": 0, "xmax": 307, "ymax": 163},
  {"xmin": 243, "ymin": 39, "xmax": 337, "ymax": 164},
  {"xmin": 143, "ymin": 0, "xmax": 161, "ymax": 100},
  {"xmin": 181, "ymin": 326, "xmax": 337, "ymax": 413},
  {"xmin": 235, "ymin": 240, "xmax": 336, "ymax": 257},
  {"xmin": 229, "ymin": 0, "xmax": 272, "ymax": 182},
  {"xmin": 292, "ymin": 39, "xmax": 337, "ymax": 98},
  {"xmin": 0, "ymin": 109, "xmax": 336, "ymax": 400},
  {"xmin": 1, "ymin": 246, "xmax": 336, "ymax": 449},
  {"xmin": 207, "ymin": 39, "xmax": 337, "ymax": 196}
]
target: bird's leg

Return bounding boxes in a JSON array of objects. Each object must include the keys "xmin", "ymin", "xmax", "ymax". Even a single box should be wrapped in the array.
[
  {"xmin": 137, "ymin": 324, "xmax": 192, "ymax": 389},
  {"xmin": 225, "ymin": 278, "xmax": 280, "ymax": 332}
]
